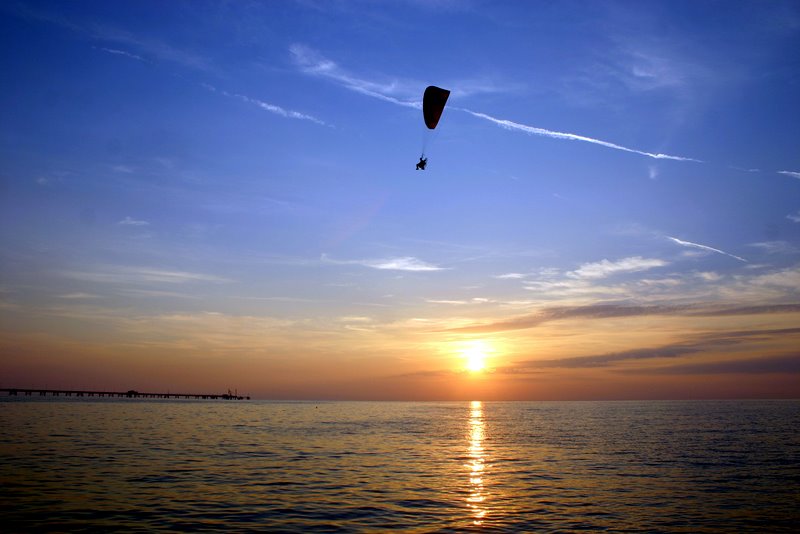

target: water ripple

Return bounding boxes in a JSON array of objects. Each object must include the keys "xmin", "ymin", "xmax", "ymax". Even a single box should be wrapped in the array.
[{"xmin": 1, "ymin": 399, "xmax": 799, "ymax": 531}]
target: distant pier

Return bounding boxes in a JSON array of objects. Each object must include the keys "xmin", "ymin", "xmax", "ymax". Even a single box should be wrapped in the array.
[{"xmin": 0, "ymin": 388, "xmax": 250, "ymax": 400}]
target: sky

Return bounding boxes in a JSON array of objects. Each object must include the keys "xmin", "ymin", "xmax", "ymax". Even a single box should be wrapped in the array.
[{"xmin": 1, "ymin": 0, "xmax": 799, "ymax": 400}]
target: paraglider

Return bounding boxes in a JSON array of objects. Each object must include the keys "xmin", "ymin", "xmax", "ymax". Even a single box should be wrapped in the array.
[
  {"xmin": 417, "ymin": 85, "xmax": 450, "ymax": 169},
  {"xmin": 423, "ymin": 85, "xmax": 450, "ymax": 130}
]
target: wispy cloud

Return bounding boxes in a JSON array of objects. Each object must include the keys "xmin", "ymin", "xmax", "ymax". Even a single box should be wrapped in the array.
[
  {"xmin": 635, "ymin": 353, "xmax": 800, "ymax": 375},
  {"xmin": 290, "ymin": 44, "xmax": 701, "ymax": 163},
  {"xmin": 201, "ymin": 83, "xmax": 326, "ymax": 125},
  {"xmin": 498, "ymin": 328, "xmax": 800, "ymax": 373},
  {"xmin": 460, "ymin": 109, "xmax": 702, "ymax": 162},
  {"xmin": 290, "ymin": 44, "xmax": 419, "ymax": 108},
  {"xmin": 621, "ymin": 49, "xmax": 691, "ymax": 92},
  {"xmin": 513, "ymin": 343, "xmax": 697, "ymax": 370},
  {"xmin": 427, "ymin": 297, "xmax": 494, "ymax": 306},
  {"xmin": 5, "ymin": 3, "xmax": 326, "ymax": 128},
  {"xmin": 567, "ymin": 256, "xmax": 667, "ymax": 279},
  {"xmin": 368, "ymin": 257, "xmax": 445, "ymax": 271},
  {"xmin": 96, "ymin": 46, "xmax": 146, "ymax": 62},
  {"xmin": 289, "ymin": 46, "xmax": 800, "ymax": 174},
  {"xmin": 118, "ymin": 216, "xmax": 150, "ymax": 226},
  {"xmin": 448, "ymin": 303, "xmax": 681, "ymax": 333},
  {"xmin": 426, "ymin": 299, "xmax": 469, "ymax": 305},
  {"xmin": 748, "ymin": 241, "xmax": 798, "ymax": 255},
  {"xmin": 322, "ymin": 254, "xmax": 445, "ymax": 272},
  {"xmin": 667, "ymin": 236, "xmax": 747, "ymax": 263},
  {"xmin": 744, "ymin": 267, "xmax": 800, "ymax": 293},
  {"xmin": 61, "ymin": 266, "xmax": 231, "ymax": 285},
  {"xmin": 7, "ymin": 3, "xmax": 212, "ymax": 71},
  {"xmin": 788, "ymin": 212, "xmax": 800, "ymax": 223},
  {"xmin": 289, "ymin": 44, "xmax": 707, "ymax": 164},
  {"xmin": 696, "ymin": 271, "xmax": 723, "ymax": 282},
  {"xmin": 505, "ymin": 327, "xmax": 800, "ymax": 371},
  {"xmin": 58, "ymin": 292, "xmax": 101, "ymax": 300},
  {"xmin": 290, "ymin": 43, "xmax": 507, "ymax": 103},
  {"xmin": 120, "ymin": 288, "xmax": 200, "ymax": 299},
  {"xmin": 90, "ymin": 25, "xmax": 212, "ymax": 71},
  {"xmin": 446, "ymin": 302, "xmax": 800, "ymax": 334},
  {"xmin": 493, "ymin": 273, "xmax": 526, "ymax": 280},
  {"xmin": 687, "ymin": 304, "xmax": 800, "ymax": 317}
]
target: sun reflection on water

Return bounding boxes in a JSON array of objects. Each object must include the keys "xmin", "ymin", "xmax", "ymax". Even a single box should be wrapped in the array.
[{"xmin": 466, "ymin": 400, "xmax": 487, "ymax": 525}]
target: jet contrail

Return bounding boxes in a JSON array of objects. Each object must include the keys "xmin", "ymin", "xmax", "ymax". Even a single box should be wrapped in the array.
[
  {"xmin": 667, "ymin": 236, "xmax": 747, "ymax": 262},
  {"xmin": 290, "ymin": 45, "xmax": 702, "ymax": 163},
  {"xmin": 201, "ymin": 83, "xmax": 326, "ymax": 125},
  {"xmin": 460, "ymin": 109, "xmax": 702, "ymax": 162}
]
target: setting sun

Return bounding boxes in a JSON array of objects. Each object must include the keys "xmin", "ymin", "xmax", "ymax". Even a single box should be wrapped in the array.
[
  {"xmin": 461, "ymin": 340, "xmax": 492, "ymax": 373},
  {"xmin": 466, "ymin": 351, "xmax": 485, "ymax": 372}
]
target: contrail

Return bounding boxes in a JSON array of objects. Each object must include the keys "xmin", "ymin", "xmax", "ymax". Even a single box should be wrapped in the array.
[
  {"xmin": 290, "ymin": 44, "xmax": 418, "ymax": 109},
  {"xmin": 667, "ymin": 236, "xmax": 747, "ymax": 262},
  {"xmin": 201, "ymin": 83, "xmax": 326, "ymax": 125},
  {"xmin": 94, "ymin": 42, "xmax": 326, "ymax": 125},
  {"xmin": 460, "ymin": 109, "xmax": 702, "ymax": 162},
  {"xmin": 97, "ymin": 47, "xmax": 147, "ymax": 62},
  {"xmin": 291, "ymin": 45, "xmax": 800, "ymax": 167}
]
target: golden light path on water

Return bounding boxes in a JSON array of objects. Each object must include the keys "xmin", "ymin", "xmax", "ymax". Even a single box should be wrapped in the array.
[{"xmin": 466, "ymin": 400, "xmax": 487, "ymax": 525}]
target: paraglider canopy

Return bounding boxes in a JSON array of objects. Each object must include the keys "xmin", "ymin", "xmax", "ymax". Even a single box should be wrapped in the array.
[{"xmin": 423, "ymin": 86, "xmax": 450, "ymax": 130}]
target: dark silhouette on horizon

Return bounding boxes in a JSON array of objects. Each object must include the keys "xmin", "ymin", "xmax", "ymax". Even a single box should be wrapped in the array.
[{"xmin": 1, "ymin": 387, "xmax": 250, "ymax": 400}]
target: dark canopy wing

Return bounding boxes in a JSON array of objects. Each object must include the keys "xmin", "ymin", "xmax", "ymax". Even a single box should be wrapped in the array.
[{"xmin": 423, "ymin": 86, "xmax": 450, "ymax": 130}]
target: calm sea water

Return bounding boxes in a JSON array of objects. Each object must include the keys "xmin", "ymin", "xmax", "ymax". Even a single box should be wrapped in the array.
[{"xmin": 1, "ymin": 399, "xmax": 798, "ymax": 532}]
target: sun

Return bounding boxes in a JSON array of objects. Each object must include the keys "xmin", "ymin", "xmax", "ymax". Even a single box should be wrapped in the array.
[
  {"xmin": 465, "ymin": 348, "xmax": 485, "ymax": 372},
  {"xmin": 461, "ymin": 340, "xmax": 491, "ymax": 373}
]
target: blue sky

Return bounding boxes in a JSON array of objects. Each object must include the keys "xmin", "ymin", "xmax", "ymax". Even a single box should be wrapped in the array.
[{"xmin": 1, "ymin": 1, "xmax": 799, "ymax": 399}]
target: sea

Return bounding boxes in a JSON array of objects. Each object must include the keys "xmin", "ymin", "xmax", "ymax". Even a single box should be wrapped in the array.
[{"xmin": 1, "ymin": 398, "xmax": 799, "ymax": 532}]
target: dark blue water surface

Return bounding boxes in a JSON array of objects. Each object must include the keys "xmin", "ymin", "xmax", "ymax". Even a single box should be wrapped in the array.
[{"xmin": 1, "ymin": 399, "xmax": 798, "ymax": 532}]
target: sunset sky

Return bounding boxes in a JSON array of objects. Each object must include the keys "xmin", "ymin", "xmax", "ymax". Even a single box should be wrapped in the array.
[{"xmin": 1, "ymin": 0, "xmax": 798, "ymax": 400}]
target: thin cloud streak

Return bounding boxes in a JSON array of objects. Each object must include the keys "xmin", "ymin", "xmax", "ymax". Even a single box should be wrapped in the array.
[
  {"xmin": 118, "ymin": 216, "xmax": 150, "ymax": 226},
  {"xmin": 289, "ymin": 44, "xmax": 419, "ymax": 109},
  {"xmin": 493, "ymin": 273, "xmax": 526, "ymax": 280},
  {"xmin": 61, "ymin": 266, "xmax": 231, "ymax": 285},
  {"xmin": 448, "ymin": 303, "xmax": 682, "ymax": 334},
  {"xmin": 459, "ymin": 109, "xmax": 702, "ymax": 162},
  {"xmin": 82, "ymin": 27, "xmax": 325, "ymax": 125},
  {"xmin": 634, "ymin": 354, "xmax": 800, "ymax": 375},
  {"xmin": 506, "ymin": 327, "xmax": 800, "ymax": 371},
  {"xmin": 89, "ymin": 25, "xmax": 212, "ymax": 71},
  {"xmin": 21, "ymin": 8, "xmax": 323, "ymax": 127},
  {"xmin": 6, "ymin": 3, "xmax": 212, "ymax": 71},
  {"xmin": 201, "ymin": 83, "xmax": 326, "ymax": 125},
  {"xmin": 59, "ymin": 293, "xmax": 101, "ymax": 300},
  {"xmin": 289, "ymin": 44, "xmax": 702, "ymax": 164},
  {"xmin": 778, "ymin": 170, "xmax": 800, "ymax": 179},
  {"xmin": 686, "ymin": 304, "xmax": 800, "ymax": 317},
  {"xmin": 446, "ymin": 302, "xmax": 800, "ymax": 334},
  {"xmin": 321, "ymin": 254, "xmax": 446, "ymax": 272},
  {"xmin": 97, "ymin": 47, "xmax": 147, "ymax": 62},
  {"xmin": 667, "ymin": 236, "xmax": 747, "ymax": 262},
  {"xmin": 567, "ymin": 256, "xmax": 667, "ymax": 279}
]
